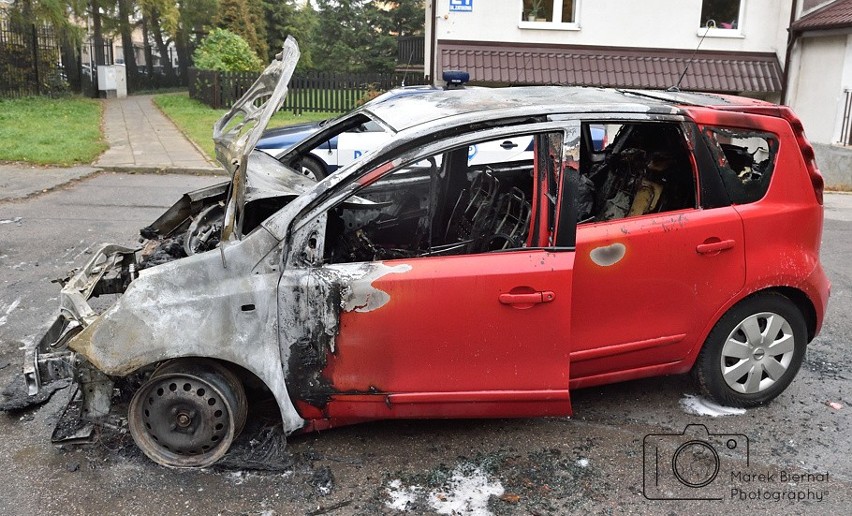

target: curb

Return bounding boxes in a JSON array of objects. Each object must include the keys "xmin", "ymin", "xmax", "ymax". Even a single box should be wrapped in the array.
[
  {"xmin": 0, "ymin": 168, "xmax": 104, "ymax": 203},
  {"xmin": 97, "ymin": 165, "xmax": 227, "ymax": 176}
]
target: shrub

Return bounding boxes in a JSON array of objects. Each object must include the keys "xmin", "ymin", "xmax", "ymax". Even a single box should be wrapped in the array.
[{"xmin": 192, "ymin": 28, "xmax": 263, "ymax": 72}]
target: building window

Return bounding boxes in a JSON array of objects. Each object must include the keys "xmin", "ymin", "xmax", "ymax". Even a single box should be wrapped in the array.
[
  {"xmin": 522, "ymin": 0, "xmax": 576, "ymax": 24},
  {"xmin": 700, "ymin": 0, "xmax": 742, "ymax": 29}
]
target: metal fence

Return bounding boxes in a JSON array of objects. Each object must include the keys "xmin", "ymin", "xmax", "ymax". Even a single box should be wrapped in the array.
[
  {"xmin": 0, "ymin": 17, "xmax": 68, "ymax": 97},
  {"xmin": 188, "ymin": 67, "xmax": 430, "ymax": 113},
  {"xmin": 397, "ymin": 35, "xmax": 424, "ymax": 69},
  {"xmin": 127, "ymin": 68, "xmax": 185, "ymax": 93}
]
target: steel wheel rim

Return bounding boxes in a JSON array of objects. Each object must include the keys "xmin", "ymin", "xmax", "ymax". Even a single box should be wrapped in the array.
[
  {"xmin": 129, "ymin": 372, "xmax": 236, "ymax": 468},
  {"xmin": 720, "ymin": 311, "xmax": 795, "ymax": 394},
  {"xmin": 300, "ymin": 164, "xmax": 318, "ymax": 181},
  {"xmin": 151, "ymin": 359, "xmax": 248, "ymax": 437}
]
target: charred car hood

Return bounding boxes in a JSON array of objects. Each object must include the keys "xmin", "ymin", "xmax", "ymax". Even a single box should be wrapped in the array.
[{"xmin": 213, "ymin": 36, "xmax": 300, "ymax": 241}]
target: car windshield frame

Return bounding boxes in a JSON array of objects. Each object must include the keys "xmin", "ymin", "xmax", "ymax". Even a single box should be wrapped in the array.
[{"xmin": 276, "ymin": 111, "xmax": 395, "ymax": 169}]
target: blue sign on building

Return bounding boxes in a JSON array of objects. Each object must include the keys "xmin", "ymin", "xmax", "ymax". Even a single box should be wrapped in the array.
[{"xmin": 449, "ymin": 0, "xmax": 473, "ymax": 13}]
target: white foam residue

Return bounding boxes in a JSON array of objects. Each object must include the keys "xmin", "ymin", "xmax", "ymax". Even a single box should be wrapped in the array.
[
  {"xmin": 227, "ymin": 471, "xmax": 248, "ymax": 485},
  {"xmin": 385, "ymin": 479, "xmax": 421, "ymax": 511},
  {"xmin": 576, "ymin": 458, "xmax": 589, "ymax": 468},
  {"xmin": 680, "ymin": 394, "xmax": 746, "ymax": 417},
  {"xmin": 428, "ymin": 467, "xmax": 504, "ymax": 516},
  {"xmin": 384, "ymin": 467, "xmax": 504, "ymax": 515}
]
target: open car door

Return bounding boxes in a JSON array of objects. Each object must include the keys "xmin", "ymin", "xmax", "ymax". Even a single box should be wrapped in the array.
[{"xmin": 280, "ymin": 123, "xmax": 581, "ymax": 425}]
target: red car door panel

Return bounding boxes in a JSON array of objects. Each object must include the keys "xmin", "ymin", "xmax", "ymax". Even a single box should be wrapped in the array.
[
  {"xmin": 570, "ymin": 206, "xmax": 745, "ymax": 382},
  {"xmin": 322, "ymin": 250, "xmax": 574, "ymax": 418}
]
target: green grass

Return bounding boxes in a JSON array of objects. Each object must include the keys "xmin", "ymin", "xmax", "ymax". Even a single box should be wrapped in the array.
[
  {"xmin": 152, "ymin": 92, "xmax": 334, "ymax": 160},
  {"xmin": 0, "ymin": 96, "xmax": 107, "ymax": 165}
]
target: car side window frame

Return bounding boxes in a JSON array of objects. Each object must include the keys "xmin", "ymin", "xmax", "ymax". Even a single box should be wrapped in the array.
[
  {"xmin": 284, "ymin": 121, "xmax": 579, "ymax": 269},
  {"xmin": 700, "ymin": 125, "xmax": 779, "ymax": 206},
  {"xmin": 560, "ymin": 117, "xmax": 702, "ymax": 225}
]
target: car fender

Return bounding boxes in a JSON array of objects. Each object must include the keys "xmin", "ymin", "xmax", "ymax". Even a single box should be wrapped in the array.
[
  {"xmin": 680, "ymin": 263, "xmax": 825, "ymax": 371},
  {"xmin": 67, "ymin": 233, "xmax": 306, "ymax": 434}
]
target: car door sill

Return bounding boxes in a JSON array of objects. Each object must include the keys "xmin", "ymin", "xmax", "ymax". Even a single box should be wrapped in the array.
[{"xmin": 570, "ymin": 334, "xmax": 687, "ymax": 362}]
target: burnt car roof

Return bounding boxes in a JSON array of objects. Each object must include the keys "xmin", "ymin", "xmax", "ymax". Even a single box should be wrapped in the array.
[
  {"xmin": 363, "ymin": 86, "xmax": 762, "ymax": 132},
  {"xmin": 361, "ymin": 86, "xmax": 775, "ymax": 133}
]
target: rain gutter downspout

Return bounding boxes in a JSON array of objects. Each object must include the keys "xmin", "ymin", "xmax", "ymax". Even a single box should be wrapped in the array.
[
  {"xmin": 782, "ymin": 0, "xmax": 800, "ymax": 105},
  {"xmin": 430, "ymin": 1, "xmax": 438, "ymax": 86}
]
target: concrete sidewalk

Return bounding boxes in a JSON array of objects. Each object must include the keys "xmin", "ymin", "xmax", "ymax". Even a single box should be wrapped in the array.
[{"xmin": 94, "ymin": 95, "xmax": 221, "ymax": 175}]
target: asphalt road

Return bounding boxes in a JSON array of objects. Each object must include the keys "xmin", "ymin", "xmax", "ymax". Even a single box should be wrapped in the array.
[{"xmin": 0, "ymin": 173, "xmax": 850, "ymax": 515}]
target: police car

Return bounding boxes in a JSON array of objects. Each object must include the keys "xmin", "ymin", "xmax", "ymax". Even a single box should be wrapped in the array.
[{"xmin": 256, "ymin": 73, "xmax": 604, "ymax": 180}]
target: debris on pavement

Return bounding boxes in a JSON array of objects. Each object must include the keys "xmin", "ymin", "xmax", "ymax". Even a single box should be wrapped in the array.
[{"xmin": 0, "ymin": 375, "xmax": 71, "ymax": 412}]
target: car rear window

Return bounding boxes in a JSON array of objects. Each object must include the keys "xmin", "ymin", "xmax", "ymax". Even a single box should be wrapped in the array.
[{"xmin": 703, "ymin": 127, "xmax": 778, "ymax": 204}]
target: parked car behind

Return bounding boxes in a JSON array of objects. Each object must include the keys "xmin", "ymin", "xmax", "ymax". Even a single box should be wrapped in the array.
[
  {"xmin": 18, "ymin": 38, "xmax": 829, "ymax": 468},
  {"xmin": 255, "ymin": 85, "xmax": 606, "ymax": 179}
]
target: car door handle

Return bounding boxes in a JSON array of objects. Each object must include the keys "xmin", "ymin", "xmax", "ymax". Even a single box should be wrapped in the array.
[
  {"xmin": 696, "ymin": 239, "xmax": 736, "ymax": 254},
  {"xmin": 499, "ymin": 291, "xmax": 555, "ymax": 305},
  {"xmin": 500, "ymin": 140, "xmax": 518, "ymax": 149}
]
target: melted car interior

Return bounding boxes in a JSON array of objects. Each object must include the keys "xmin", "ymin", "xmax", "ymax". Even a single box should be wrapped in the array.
[
  {"xmin": 577, "ymin": 121, "xmax": 697, "ymax": 223},
  {"xmin": 320, "ymin": 121, "xmax": 702, "ymax": 263},
  {"xmin": 324, "ymin": 132, "xmax": 564, "ymax": 264}
]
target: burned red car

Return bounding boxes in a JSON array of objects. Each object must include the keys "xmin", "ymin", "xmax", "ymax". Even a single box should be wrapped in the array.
[{"xmin": 20, "ymin": 39, "xmax": 829, "ymax": 468}]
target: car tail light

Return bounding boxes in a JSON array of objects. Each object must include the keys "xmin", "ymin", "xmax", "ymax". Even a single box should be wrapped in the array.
[{"xmin": 780, "ymin": 108, "xmax": 824, "ymax": 205}]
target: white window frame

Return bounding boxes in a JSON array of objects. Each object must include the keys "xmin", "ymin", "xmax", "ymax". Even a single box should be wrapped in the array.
[
  {"xmin": 697, "ymin": 0, "xmax": 746, "ymax": 39},
  {"xmin": 519, "ymin": 0, "xmax": 581, "ymax": 31}
]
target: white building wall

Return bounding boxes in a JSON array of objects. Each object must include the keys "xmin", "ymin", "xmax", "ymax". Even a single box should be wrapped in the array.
[
  {"xmin": 836, "ymin": 33, "xmax": 852, "ymax": 142},
  {"xmin": 789, "ymin": 34, "xmax": 847, "ymax": 144},
  {"xmin": 428, "ymin": 0, "xmax": 792, "ymax": 74}
]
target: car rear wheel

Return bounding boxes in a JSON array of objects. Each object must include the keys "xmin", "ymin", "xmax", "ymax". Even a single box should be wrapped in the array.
[
  {"xmin": 129, "ymin": 359, "xmax": 247, "ymax": 468},
  {"xmin": 694, "ymin": 293, "xmax": 806, "ymax": 408}
]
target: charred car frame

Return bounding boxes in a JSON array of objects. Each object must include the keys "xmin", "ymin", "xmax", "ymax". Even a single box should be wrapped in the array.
[{"xmin": 17, "ymin": 38, "xmax": 830, "ymax": 467}]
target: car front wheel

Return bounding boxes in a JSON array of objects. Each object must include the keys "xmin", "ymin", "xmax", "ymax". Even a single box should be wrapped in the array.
[
  {"xmin": 694, "ymin": 293, "xmax": 807, "ymax": 408},
  {"xmin": 296, "ymin": 156, "xmax": 327, "ymax": 181}
]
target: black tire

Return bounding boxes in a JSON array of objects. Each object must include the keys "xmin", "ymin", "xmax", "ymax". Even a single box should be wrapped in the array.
[
  {"xmin": 296, "ymin": 156, "xmax": 327, "ymax": 181},
  {"xmin": 693, "ymin": 292, "xmax": 807, "ymax": 407},
  {"xmin": 129, "ymin": 359, "xmax": 248, "ymax": 468}
]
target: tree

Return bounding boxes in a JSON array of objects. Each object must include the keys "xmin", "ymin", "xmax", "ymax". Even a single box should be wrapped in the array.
[
  {"xmin": 215, "ymin": 0, "xmax": 265, "ymax": 60},
  {"xmin": 371, "ymin": 0, "xmax": 424, "ymax": 37},
  {"xmin": 7, "ymin": 0, "xmax": 88, "ymax": 91},
  {"xmin": 193, "ymin": 28, "xmax": 263, "ymax": 72},
  {"xmin": 174, "ymin": 0, "xmax": 219, "ymax": 79},
  {"xmin": 247, "ymin": 0, "xmax": 268, "ymax": 60},
  {"xmin": 312, "ymin": 0, "xmax": 371, "ymax": 73},
  {"xmin": 116, "ymin": 0, "xmax": 139, "ymax": 78},
  {"xmin": 310, "ymin": 0, "xmax": 425, "ymax": 73},
  {"xmin": 363, "ymin": 1, "xmax": 425, "ymax": 71},
  {"xmin": 263, "ymin": 0, "xmax": 317, "ymax": 68},
  {"xmin": 139, "ymin": 0, "xmax": 179, "ymax": 81}
]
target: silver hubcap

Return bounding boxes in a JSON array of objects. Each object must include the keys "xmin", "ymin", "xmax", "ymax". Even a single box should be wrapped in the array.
[
  {"xmin": 300, "ymin": 165, "xmax": 318, "ymax": 181},
  {"xmin": 720, "ymin": 312, "xmax": 795, "ymax": 394}
]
